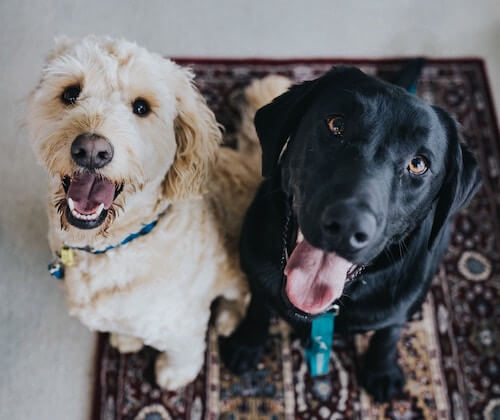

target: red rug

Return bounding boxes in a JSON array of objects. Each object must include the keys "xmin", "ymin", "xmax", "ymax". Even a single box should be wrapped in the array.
[{"xmin": 93, "ymin": 59, "xmax": 500, "ymax": 420}]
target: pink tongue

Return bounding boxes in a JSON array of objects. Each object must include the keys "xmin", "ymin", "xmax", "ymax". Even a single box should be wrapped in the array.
[
  {"xmin": 67, "ymin": 173, "xmax": 115, "ymax": 214},
  {"xmin": 284, "ymin": 239, "xmax": 352, "ymax": 315}
]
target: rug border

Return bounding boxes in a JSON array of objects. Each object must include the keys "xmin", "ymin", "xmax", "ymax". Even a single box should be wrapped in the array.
[
  {"xmin": 92, "ymin": 333, "xmax": 107, "ymax": 420},
  {"xmin": 477, "ymin": 59, "xmax": 500, "ymax": 141},
  {"xmin": 172, "ymin": 56, "xmax": 484, "ymax": 65},
  {"xmin": 171, "ymin": 56, "xmax": 499, "ymax": 139},
  {"xmin": 90, "ymin": 57, "xmax": 499, "ymax": 420}
]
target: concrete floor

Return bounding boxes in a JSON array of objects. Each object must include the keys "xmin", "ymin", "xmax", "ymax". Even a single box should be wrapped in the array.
[{"xmin": 0, "ymin": 1, "xmax": 499, "ymax": 419}]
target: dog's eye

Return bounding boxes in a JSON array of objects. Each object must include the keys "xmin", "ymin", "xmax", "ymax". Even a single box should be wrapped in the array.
[
  {"xmin": 407, "ymin": 156, "xmax": 428, "ymax": 175},
  {"xmin": 132, "ymin": 98, "xmax": 151, "ymax": 117},
  {"xmin": 61, "ymin": 85, "xmax": 81, "ymax": 105},
  {"xmin": 327, "ymin": 116, "xmax": 345, "ymax": 137}
]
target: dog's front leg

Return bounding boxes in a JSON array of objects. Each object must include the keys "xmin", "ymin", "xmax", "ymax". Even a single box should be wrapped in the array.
[
  {"xmin": 214, "ymin": 298, "xmax": 248, "ymax": 337},
  {"xmin": 155, "ymin": 333, "xmax": 206, "ymax": 390},
  {"xmin": 218, "ymin": 292, "xmax": 271, "ymax": 374},
  {"xmin": 109, "ymin": 333, "xmax": 144, "ymax": 353},
  {"xmin": 361, "ymin": 325, "xmax": 405, "ymax": 402}
]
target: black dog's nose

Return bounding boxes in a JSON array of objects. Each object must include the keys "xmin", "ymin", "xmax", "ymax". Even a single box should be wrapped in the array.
[
  {"xmin": 322, "ymin": 203, "xmax": 377, "ymax": 251},
  {"xmin": 71, "ymin": 133, "xmax": 113, "ymax": 169}
]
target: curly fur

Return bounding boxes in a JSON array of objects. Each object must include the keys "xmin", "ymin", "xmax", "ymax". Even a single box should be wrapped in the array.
[{"xmin": 26, "ymin": 36, "xmax": 281, "ymax": 389}]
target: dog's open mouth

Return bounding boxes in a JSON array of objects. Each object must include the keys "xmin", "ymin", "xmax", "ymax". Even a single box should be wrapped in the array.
[
  {"xmin": 62, "ymin": 173, "xmax": 123, "ymax": 229},
  {"xmin": 284, "ymin": 229, "xmax": 362, "ymax": 315}
]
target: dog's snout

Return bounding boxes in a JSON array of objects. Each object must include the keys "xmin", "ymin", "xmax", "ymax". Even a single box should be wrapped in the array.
[
  {"xmin": 321, "ymin": 203, "xmax": 377, "ymax": 251},
  {"xmin": 71, "ymin": 133, "xmax": 114, "ymax": 169}
]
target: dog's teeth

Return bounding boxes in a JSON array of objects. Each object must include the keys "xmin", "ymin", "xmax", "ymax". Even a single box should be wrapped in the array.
[
  {"xmin": 96, "ymin": 203, "xmax": 104, "ymax": 216},
  {"xmin": 70, "ymin": 204, "xmax": 103, "ymax": 222},
  {"xmin": 297, "ymin": 229, "xmax": 304, "ymax": 244}
]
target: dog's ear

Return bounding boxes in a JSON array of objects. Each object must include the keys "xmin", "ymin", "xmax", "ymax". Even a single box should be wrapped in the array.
[
  {"xmin": 163, "ymin": 65, "xmax": 222, "ymax": 200},
  {"xmin": 428, "ymin": 106, "xmax": 482, "ymax": 248},
  {"xmin": 47, "ymin": 36, "xmax": 75, "ymax": 62},
  {"xmin": 255, "ymin": 66, "xmax": 365, "ymax": 178},
  {"xmin": 255, "ymin": 79, "xmax": 317, "ymax": 177}
]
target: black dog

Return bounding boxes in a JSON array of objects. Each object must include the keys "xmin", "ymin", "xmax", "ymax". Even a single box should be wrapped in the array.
[{"xmin": 220, "ymin": 64, "xmax": 481, "ymax": 402}]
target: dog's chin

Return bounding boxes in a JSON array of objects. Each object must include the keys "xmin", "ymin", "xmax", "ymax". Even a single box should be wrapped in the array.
[
  {"xmin": 65, "ymin": 206, "xmax": 109, "ymax": 230},
  {"xmin": 280, "ymin": 285, "xmax": 323, "ymax": 322}
]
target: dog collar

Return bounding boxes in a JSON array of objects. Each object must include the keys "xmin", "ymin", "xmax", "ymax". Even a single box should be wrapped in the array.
[
  {"xmin": 306, "ymin": 305, "xmax": 339, "ymax": 376},
  {"xmin": 48, "ymin": 213, "xmax": 164, "ymax": 280}
]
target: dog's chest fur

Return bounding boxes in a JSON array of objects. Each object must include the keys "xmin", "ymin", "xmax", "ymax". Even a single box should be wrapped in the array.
[{"xmin": 61, "ymin": 199, "xmax": 226, "ymax": 345}]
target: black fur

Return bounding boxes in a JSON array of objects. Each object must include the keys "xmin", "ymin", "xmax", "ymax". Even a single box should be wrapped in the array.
[{"xmin": 220, "ymin": 64, "xmax": 481, "ymax": 402}]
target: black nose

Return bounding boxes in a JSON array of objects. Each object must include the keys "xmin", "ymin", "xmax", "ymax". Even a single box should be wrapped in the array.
[
  {"xmin": 71, "ymin": 133, "xmax": 113, "ymax": 169},
  {"xmin": 321, "ymin": 203, "xmax": 377, "ymax": 251}
]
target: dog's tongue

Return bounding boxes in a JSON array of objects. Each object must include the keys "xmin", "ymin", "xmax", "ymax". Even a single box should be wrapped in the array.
[
  {"xmin": 67, "ymin": 173, "xmax": 115, "ymax": 214},
  {"xmin": 284, "ymin": 239, "xmax": 352, "ymax": 315}
]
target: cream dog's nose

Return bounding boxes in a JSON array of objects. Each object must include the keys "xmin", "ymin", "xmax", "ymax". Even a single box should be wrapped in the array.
[{"xmin": 71, "ymin": 133, "xmax": 114, "ymax": 169}]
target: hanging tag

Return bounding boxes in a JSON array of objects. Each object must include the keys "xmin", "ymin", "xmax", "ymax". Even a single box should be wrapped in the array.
[
  {"xmin": 60, "ymin": 247, "xmax": 75, "ymax": 267},
  {"xmin": 305, "ymin": 305, "xmax": 338, "ymax": 376},
  {"xmin": 48, "ymin": 261, "xmax": 64, "ymax": 279}
]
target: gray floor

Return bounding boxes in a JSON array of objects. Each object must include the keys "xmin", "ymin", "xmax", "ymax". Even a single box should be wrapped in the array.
[{"xmin": 1, "ymin": 1, "xmax": 499, "ymax": 419}]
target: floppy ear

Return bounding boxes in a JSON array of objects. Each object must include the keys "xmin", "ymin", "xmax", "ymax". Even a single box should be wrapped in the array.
[
  {"xmin": 255, "ymin": 78, "xmax": 319, "ymax": 177},
  {"xmin": 48, "ymin": 36, "xmax": 75, "ymax": 60},
  {"xmin": 428, "ymin": 106, "xmax": 482, "ymax": 248},
  {"xmin": 163, "ymin": 65, "xmax": 222, "ymax": 200},
  {"xmin": 255, "ymin": 66, "xmax": 366, "ymax": 178}
]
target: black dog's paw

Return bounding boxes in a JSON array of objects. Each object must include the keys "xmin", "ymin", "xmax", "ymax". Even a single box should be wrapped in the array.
[
  {"xmin": 361, "ymin": 363, "xmax": 406, "ymax": 403},
  {"xmin": 218, "ymin": 335, "xmax": 264, "ymax": 375}
]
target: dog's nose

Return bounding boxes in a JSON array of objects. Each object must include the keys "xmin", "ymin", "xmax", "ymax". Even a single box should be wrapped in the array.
[
  {"xmin": 321, "ymin": 203, "xmax": 377, "ymax": 251},
  {"xmin": 71, "ymin": 133, "xmax": 114, "ymax": 169}
]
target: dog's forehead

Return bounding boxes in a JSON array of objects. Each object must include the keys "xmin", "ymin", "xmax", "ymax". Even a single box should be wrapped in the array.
[
  {"xmin": 309, "ymin": 84, "xmax": 444, "ymax": 153},
  {"xmin": 44, "ymin": 42, "xmax": 118, "ymax": 88},
  {"xmin": 42, "ymin": 38, "xmax": 176, "ymax": 99}
]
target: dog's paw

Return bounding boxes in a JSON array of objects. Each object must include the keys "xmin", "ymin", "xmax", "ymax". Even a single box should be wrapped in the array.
[
  {"xmin": 361, "ymin": 363, "xmax": 406, "ymax": 403},
  {"xmin": 218, "ymin": 335, "xmax": 264, "ymax": 375},
  {"xmin": 215, "ymin": 307, "xmax": 242, "ymax": 337},
  {"xmin": 244, "ymin": 75, "xmax": 292, "ymax": 110},
  {"xmin": 109, "ymin": 333, "xmax": 144, "ymax": 353},
  {"xmin": 155, "ymin": 353, "xmax": 199, "ymax": 390}
]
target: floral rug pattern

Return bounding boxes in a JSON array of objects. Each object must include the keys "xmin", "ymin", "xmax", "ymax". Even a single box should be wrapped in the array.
[{"xmin": 93, "ymin": 59, "xmax": 500, "ymax": 420}]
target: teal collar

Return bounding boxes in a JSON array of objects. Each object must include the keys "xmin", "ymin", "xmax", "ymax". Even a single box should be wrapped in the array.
[
  {"xmin": 48, "ymin": 214, "xmax": 164, "ymax": 279},
  {"xmin": 69, "ymin": 218, "xmax": 160, "ymax": 255},
  {"xmin": 306, "ymin": 305, "xmax": 339, "ymax": 377}
]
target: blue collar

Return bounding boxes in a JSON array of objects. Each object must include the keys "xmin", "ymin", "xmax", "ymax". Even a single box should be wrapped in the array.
[
  {"xmin": 48, "ymin": 215, "xmax": 163, "ymax": 279},
  {"xmin": 69, "ymin": 218, "xmax": 159, "ymax": 254}
]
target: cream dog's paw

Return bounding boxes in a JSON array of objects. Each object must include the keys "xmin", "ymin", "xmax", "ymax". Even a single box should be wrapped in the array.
[
  {"xmin": 245, "ymin": 74, "xmax": 292, "ymax": 110},
  {"xmin": 236, "ymin": 74, "xmax": 292, "ymax": 162},
  {"xmin": 109, "ymin": 333, "xmax": 144, "ymax": 353},
  {"xmin": 155, "ymin": 352, "xmax": 200, "ymax": 390},
  {"xmin": 215, "ymin": 308, "xmax": 239, "ymax": 337},
  {"xmin": 215, "ymin": 306, "xmax": 242, "ymax": 337}
]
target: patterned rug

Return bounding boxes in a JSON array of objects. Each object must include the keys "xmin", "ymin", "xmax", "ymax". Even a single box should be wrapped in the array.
[{"xmin": 92, "ymin": 59, "xmax": 500, "ymax": 420}]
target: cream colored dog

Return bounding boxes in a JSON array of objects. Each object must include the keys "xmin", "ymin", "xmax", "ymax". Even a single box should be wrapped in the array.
[{"xmin": 27, "ymin": 35, "xmax": 289, "ymax": 389}]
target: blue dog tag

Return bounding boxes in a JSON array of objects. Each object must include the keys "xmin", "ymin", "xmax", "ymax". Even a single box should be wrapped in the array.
[
  {"xmin": 48, "ymin": 261, "xmax": 64, "ymax": 280},
  {"xmin": 305, "ymin": 307, "xmax": 337, "ymax": 376}
]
